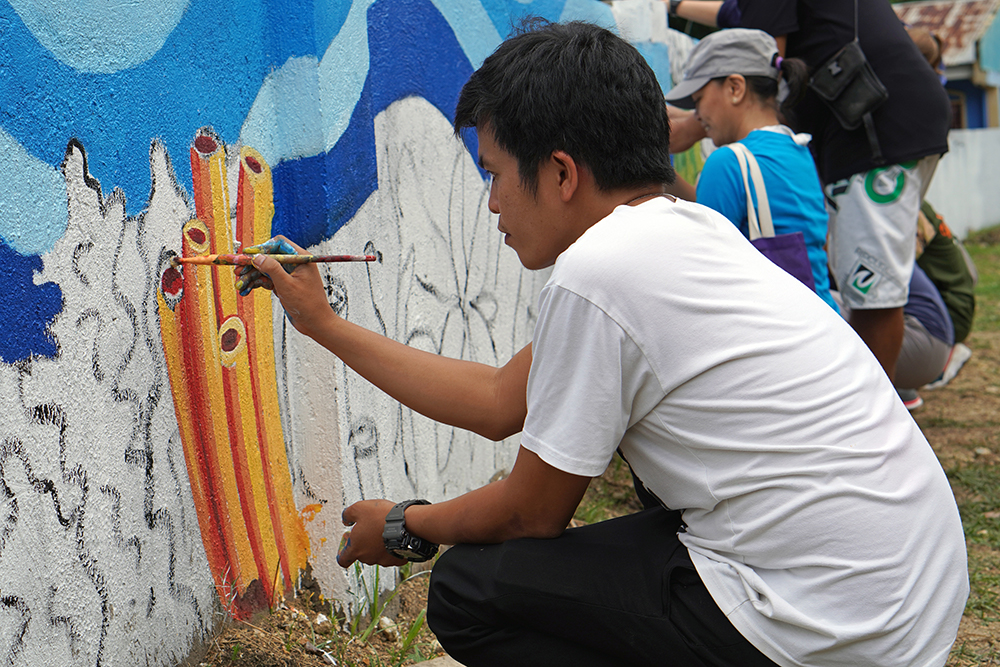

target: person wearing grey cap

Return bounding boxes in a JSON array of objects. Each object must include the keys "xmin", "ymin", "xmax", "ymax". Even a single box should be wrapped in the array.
[{"xmin": 665, "ymin": 28, "xmax": 837, "ymax": 311}]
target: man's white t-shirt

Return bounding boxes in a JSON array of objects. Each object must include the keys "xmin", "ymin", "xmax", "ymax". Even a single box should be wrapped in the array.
[{"xmin": 520, "ymin": 197, "xmax": 968, "ymax": 667}]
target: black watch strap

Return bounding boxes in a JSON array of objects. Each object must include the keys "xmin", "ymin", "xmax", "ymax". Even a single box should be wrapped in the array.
[
  {"xmin": 383, "ymin": 499, "xmax": 438, "ymax": 562},
  {"xmin": 669, "ymin": 0, "xmax": 682, "ymax": 15}
]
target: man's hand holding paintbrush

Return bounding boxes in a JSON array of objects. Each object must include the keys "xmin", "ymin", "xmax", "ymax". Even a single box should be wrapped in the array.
[
  {"xmin": 233, "ymin": 237, "xmax": 301, "ymax": 295},
  {"xmin": 234, "ymin": 236, "xmax": 352, "ymax": 339}
]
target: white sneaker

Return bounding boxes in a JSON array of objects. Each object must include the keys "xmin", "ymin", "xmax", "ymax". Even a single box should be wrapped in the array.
[
  {"xmin": 897, "ymin": 388, "xmax": 924, "ymax": 411},
  {"xmin": 923, "ymin": 343, "xmax": 973, "ymax": 390}
]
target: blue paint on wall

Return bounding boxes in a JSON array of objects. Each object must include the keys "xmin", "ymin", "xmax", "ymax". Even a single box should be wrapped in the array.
[
  {"xmin": 0, "ymin": 128, "xmax": 68, "ymax": 256},
  {"xmin": 0, "ymin": 242, "xmax": 62, "ymax": 363},
  {"xmin": 0, "ymin": 0, "xmax": 633, "ymax": 362},
  {"xmin": 0, "ymin": 0, "xmax": 351, "ymax": 219},
  {"xmin": 7, "ymin": 0, "xmax": 189, "ymax": 74},
  {"xmin": 633, "ymin": 42, "xmax": 673, "ymax": 96},
  {"xmin": 559, "ymin": 0, "xmax": 616, "ymax": 28},
  {"xmin": 0, "ymin": 0, "xmax": 352, "ymax": 363},
  {"xmin": 479, "ymin": 0, "xmax": 567, "ymax": 37},
  {"xmin": 271, "ymin": 0, "xmax": 477, "ymax": 247},
  {"xmin": 314, "ymin": 0, "xmax": 354, "ymax": 53}
]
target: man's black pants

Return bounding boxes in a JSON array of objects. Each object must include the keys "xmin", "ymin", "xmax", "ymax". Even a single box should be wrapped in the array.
[{"xmin": 427, "ymin": 507, "xmax": 780, "ymax": 667}]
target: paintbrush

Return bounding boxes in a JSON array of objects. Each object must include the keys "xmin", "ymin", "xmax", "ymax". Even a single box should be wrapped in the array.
[{"xmin": 171, "ymin": 253, "xmax": 377, "ymax": 267}]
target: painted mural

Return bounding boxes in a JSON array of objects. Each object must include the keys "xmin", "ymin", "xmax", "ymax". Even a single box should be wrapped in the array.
[
  {"xmin": 157, "ymin": 130, "xmax": 310, "ymax": 619},
  {"xmin": 0, "ymin": 0, "xmax": 688, "ymax": 664}
]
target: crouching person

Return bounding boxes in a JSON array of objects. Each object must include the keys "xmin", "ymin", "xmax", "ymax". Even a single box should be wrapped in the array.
[{"xmin": 246, "ymin": 20, "xmax": 968, "ymax": 667}]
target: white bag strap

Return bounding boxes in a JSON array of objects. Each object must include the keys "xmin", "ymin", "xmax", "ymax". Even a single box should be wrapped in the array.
[{"xmin": 727, "ymin": 142, "xmax": 774, "ymax": 239}]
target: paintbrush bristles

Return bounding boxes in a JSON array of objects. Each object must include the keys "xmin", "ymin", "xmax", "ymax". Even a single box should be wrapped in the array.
[{"xmin": 172, "ymin": 253, "xmax": 377, "ymax": 266}]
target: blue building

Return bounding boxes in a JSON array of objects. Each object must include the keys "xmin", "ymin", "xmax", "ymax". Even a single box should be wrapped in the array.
[{"xmin": 896, "ymin": 0, "xmax": 1000, "ymax": 129}]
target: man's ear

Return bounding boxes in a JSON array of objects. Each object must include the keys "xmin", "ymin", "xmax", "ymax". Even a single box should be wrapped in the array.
[{"xmin": 548, "ymin": 150, "xmax": 580, "ymax": 203}]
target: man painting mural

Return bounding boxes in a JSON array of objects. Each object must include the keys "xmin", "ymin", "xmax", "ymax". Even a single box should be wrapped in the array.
[{"xmin": 241, "ymin": 20, "xmax": 968, "ymax": 667}]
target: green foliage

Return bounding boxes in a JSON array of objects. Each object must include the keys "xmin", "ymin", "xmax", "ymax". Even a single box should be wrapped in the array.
[
  {"xmin": 966, "ymin": 239, "xmax": 1000, "ymax": 333},
  {"xmin": 573, "ymin": 454, "xmax": 643, "ymax": 525},
  {"xmin": 946, "ymin": 463, "xmax": 1000, "ymax": 624},
  {"xmin": 950, "ymin": 637, "xmax": 1000, "ymax": 667},
  {"xmin": 321, "ymin": 562, "xmax": 436, "ymax": 666},
  {"xmin": 399, "ymin": 608, "xmax": 427, "ymax": 659},
  {"xmin": 949, "ymin": 463, "xmax": 1000, "ymax": 550}
]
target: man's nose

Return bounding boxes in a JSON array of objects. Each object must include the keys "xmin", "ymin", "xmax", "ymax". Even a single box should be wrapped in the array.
[{"xmin": 488, "ymin": 182, "xmax": 499, "ymax": 215}]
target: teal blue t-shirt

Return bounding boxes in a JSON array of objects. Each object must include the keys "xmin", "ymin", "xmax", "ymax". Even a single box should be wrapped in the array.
[{"xmin": 696, "ymin": 128, "xmax": 838, "ymax": 311}]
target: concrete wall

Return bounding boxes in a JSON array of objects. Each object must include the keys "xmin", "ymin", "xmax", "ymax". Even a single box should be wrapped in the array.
[
  {"xmin": 925, "ymin": 127, "xmax": 1000, "ymax": 237},
  {"xmin": 0, "ymin": 1, "xmax": 688, "ymax": 665}
]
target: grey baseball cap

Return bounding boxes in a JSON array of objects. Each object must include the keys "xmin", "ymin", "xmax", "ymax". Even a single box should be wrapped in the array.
[{"xmin": 665, "ymin": 28, "xmax": 780, "ymax": 109}]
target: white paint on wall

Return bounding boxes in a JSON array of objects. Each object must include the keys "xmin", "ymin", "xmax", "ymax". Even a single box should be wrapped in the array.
[
  {"xmin": 0, "ymin": 140, "xmax": 216, "ymax": 667},
  {"xmin": 611, "ymin": 3, "xmax": 696, "ymax": 85}
]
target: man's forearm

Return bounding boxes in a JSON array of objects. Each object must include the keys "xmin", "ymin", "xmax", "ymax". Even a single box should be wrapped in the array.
[
  {"xmin": 337, "ymin": 447, "xmax": 593, "ymax": 568},
  {"xmin": 669, "ymin": 1, "xmax": 724, "ymax": 27},
  {"xmin": 308, "ymin": 311, "xmax": 530, "ymax": 441},
  {"xmin": 667, "ymin": 107, "xmax": 708, "ymax": 154},
  {"xmin": 405, "ymin": 453, "xmax": 591, "ymax": 545}
]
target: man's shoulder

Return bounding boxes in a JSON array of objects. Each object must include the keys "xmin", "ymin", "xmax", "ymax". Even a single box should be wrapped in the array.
[
  {"xmin": 553, "ymin": 201, "xmax": 700, "ymax": 279},
  {"xmin": 552, "ymin": 199, "xmax": 744, "ymax": 293}
]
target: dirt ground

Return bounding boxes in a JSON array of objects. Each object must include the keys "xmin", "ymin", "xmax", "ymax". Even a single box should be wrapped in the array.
[
  {"xmin": 192, "ymin": 332, "xmax": 1000, "ymax": 667},
  {"xmin": 914, "ymin": 330, "xmax": 1000, "ymax": 666},
  {"xmin": 191, "ymin": 566, "xmax": 444, "ymax": 666}
]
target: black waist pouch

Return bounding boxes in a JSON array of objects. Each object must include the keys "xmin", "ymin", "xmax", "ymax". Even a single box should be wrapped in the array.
[
  {"xmin": 809, "ymin": 40, "xmax": 888, "ymax": 129},
  {"xmin": 809, "ymin": 40, "xmax": 889, "ymax": 162}
]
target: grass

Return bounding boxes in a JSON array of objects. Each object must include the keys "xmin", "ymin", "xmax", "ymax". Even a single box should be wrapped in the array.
[
  {"xmin": 197, "ymin": 560, "xmax": 441, "ymax": 666},
  {"xmin": 573, "ymin": 454, "xmax": 643, "ymax": 525},
  {"xmin": 939, "ymin": 224, "xmax": 1000, "ymax": 665},
  {"xmin": 344, "ymin": 562, "xmax": 430, "ymax": 646},
  {"xmin": 949, "ymin": 463, "xmax": 1000, "ymax": 623},
  {"xmin": 966, "ymin": 224, "xmax": 1000, "ymax": 332}
]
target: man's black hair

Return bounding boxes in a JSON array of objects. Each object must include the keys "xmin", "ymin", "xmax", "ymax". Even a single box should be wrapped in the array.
[{"xmin": 454, "ymin": 19, "xmax": 674, "ymax": 194}]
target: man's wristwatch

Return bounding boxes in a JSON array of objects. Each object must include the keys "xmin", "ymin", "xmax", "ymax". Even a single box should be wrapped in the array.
[
  {"xmin": 668, "ymin": 0, "xmax": 682, "ymax": 15},
  {"xmin": 382, "ymin": 499, "xmax": 439, "ymax": 562}
]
